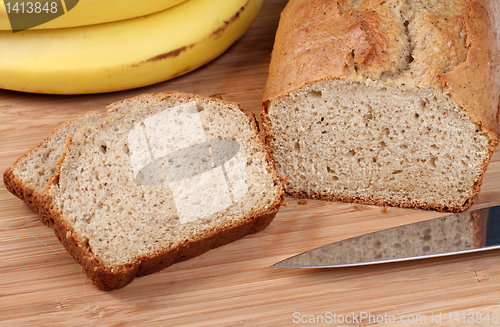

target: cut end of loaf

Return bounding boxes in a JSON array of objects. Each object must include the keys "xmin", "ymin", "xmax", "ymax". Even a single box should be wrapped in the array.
[{"xmin": 264, "ymin": 79, "xmax": 494, "ymax": 212}]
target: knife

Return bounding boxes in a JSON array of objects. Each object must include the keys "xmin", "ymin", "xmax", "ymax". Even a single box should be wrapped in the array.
[{"xmin": 272, "ymin": 205, "xmax": 500, "ymax": 268}]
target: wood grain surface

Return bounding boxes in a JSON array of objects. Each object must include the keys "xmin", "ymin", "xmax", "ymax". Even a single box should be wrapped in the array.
[{"xmin": 2, "ymin": 1, "xmax": 500, "ymax": 326}]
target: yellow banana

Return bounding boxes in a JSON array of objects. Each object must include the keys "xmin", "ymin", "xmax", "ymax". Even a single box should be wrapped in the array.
[
  {"xmin": 0, "ymin": 0, "xmax": 263, "ymax": 94},
  {"xmin": 0, "ymin": 0, "xmax": 187, "ymax": 30}
]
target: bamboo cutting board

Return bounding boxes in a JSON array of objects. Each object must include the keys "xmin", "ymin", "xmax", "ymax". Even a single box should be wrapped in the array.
[{"xmin": 2, "ymin": 1, "xmax": 500, "ymax": 326}]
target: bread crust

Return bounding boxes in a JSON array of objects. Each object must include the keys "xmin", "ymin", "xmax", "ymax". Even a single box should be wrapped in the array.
[
  {"xmin": 3, "ymin": 165, "xmax": 41, "ymax": 213},
  {"xmin": 40, "ymin": 92, "xmax": 285, "ymax": 290},
  {"xmin": 261, "ymin": 0, "xmax": 500, "ymax": 212}
]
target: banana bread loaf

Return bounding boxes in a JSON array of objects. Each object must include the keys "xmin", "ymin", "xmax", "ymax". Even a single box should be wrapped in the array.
[{"xmin": 262, "ymin": 0, "xmax": 500, "ymax": 212}]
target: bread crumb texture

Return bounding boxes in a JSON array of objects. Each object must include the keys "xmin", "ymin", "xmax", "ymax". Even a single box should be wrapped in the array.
[
  {"xmin": 47, "ymin": 93, "xmax": 283, "ymax": 271},
  {"xmin": 262, "ymin": 0, "xmax": 500, "ymax": 212}
]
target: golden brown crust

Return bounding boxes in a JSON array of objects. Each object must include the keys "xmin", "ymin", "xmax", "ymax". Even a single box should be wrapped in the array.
[
  {"xmin": 3, "ymin": 166, "xmax": 36, "ymax": 210},
  {"xmin": 439, "ymin": 0, "xmax": 500, "ymax": 144},
  {"xmin": 40, "ymin": 92, "xmax": 285, "ymax": 290},
  {"xmin": 262, "ymin": 0, "xmax": 404, "ymax": 100}
]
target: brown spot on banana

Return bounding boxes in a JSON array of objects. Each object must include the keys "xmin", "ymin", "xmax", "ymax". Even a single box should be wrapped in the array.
[
  {"xmin": 134, "ymin": 0, "xmax": 252, "ymax": 68},
  {"xmin": 213, "ymin": 1, "xmax": 250, "ymax": 36},
  {"xmin": 141, "ymin": 44, "xmax": 196, "ymax": 64}
]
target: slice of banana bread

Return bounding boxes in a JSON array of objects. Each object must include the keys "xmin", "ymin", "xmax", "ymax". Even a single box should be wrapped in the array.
[{"xmin": 41, "ymin": 92, "xmax": 284, "ymax": 290}]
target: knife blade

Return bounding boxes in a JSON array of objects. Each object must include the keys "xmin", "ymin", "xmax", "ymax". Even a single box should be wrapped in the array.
[{"xmin": 272, "ymin": 205, "xmax": 500, "ymax": 268}]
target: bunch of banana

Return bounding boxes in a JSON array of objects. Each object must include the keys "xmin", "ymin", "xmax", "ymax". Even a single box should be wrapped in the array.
[{"xmin": 0, "ymin": 0, "xmax": 263, "ymax": 94}]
